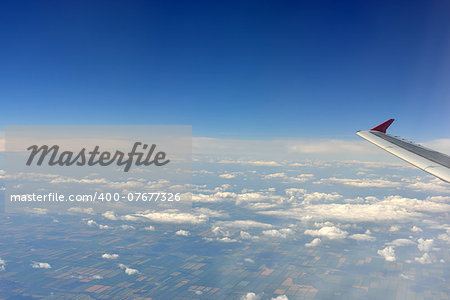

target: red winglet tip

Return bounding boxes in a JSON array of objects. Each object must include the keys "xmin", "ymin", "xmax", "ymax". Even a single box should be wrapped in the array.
[{"xmin": 370, "ymin": 119, "xmax": 395, "ymax": 133}]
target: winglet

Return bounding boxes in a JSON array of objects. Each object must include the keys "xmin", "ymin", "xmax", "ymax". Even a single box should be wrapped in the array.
[{"xmin": 370, "ymin": 119, "xmax": 394, "ymax": 133}]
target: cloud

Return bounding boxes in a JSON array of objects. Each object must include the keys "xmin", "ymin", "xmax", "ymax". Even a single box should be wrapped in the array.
[
  {"xmin": 192, "ymin": 189, "xmax": 287, "ymax": 206},
  {"xmin": 316, "ymin": 177, "xmax": 403, "ymax": 188},
  {"xmin": 216, "ymin": 237, "xmax": 237, "ymax": 242},
  {"xmin": 203, "ymin": 236, "xmax": 238, "ymax": 243},
  {"xmin": 240, "ymin": 231, "xmax": 258, "ymax": 240},
  {"xmin": 377, "ymin": 246, "xmax": 396, "ymax": 262},
  {"xmin": 212, "ymin": 226, "xmax": 231, "ymax": 237},
  {"xmin": 262, "ymin": 228, "xmax": 293, "ymax": 239},
  {"xmin": 118, "ymin": 264, "xmax": 139, "ymax": 275},
  {"xmin": 389, "ymin": 225, "xmax": 400, "ymax": 232},
  {"xmin": 31, "ymin": 262, "xmax": 52, "ymax": 269},
  {"xmin": 409, "ymin": 181, "xmax": 450, "ymax": 193},
  {"xmin": 411, "ymin": 226, "xmax": 423, "ymax": 232},
  {"xmin": 305, "ymin": 238, "xmax": 321, "ymax": 247},
  {"xmin": 0, "ymin": 258, "xmax": 5, "ymax": 271},
  {"xmin": 387, "ymin": 239, "xmax": 415, "ymax": 247},
  {"xmin": 271, "ymin": 296, "xmax": 289, "ymax": 300},
  {"xmin": 68, "ymin": 207, "xmax": 95, "ymax": 215},
  {"xmin": 119, "ymin": 214, "xmax": 142, "ymax": 222},
  {"xmin": 215, "ymin": 220, "xmax": 273, "ymax": 229},
  {"xmin": 136, "ymin": 209, "xmax": 208, "ymax": 224},
  {"xmin": 144, "ymin": 225, "xmax": 155, "ymax": 231},
  {"xmin": 219, "ymin": 159, "xmax": 281, "ymax": 166},
  {"xmin": 438, "ymin": 232, "xmax": 450, "ymax": 243},
  {"xmin": 176, "ymin": 230, "xmax": 190, "ymax": 236},
  {"xmin": 260, "ymin": 195, "xmax": 450, "ymax": 223},
  {"xmin": 236, "ymin": 192, "xmax": 285, "ymax": 205},
  {"xmin": 290, "ymin": 174, "xmax": 315, "ymax": 182},
  {"xmin": 86, "ymin": 220, "xmax": 109, "ymax": 229},
  {"xmin": 192, "ymin": 191, "xmax": 237, "ymax": 203},
  {"xmin": 417, "ymin": 238, "xmax": 433, "ymax": 252},
  {"xmin": 284, "ymin": 188, "xmax": 342, "ymax": 204},
  {"xmin": 304, "ymin": 226, "xmax": 348, "ymax": 240},
  {"xmin": 244, "ymin": 258, "xmax": 255, "ymax": 264},
  {"xmin": 302, "ymin": 192, "xmax": 342, "ymax": 204},
  {"xmin": 25, "ymin": 208, "xmax": 48, "ymax": 215},
  {"xmin": 219, "ymin": 173, "xmax": 237, "ymax": 179},
  {"xmin": 264, "ymin": 173, "xmax": 287, "ymax": 179},
  {"xmin": 102, "ymin": 253, "xmax": 119, "ymax": 260},
  {"xmin": 87, "ymin": 220, "xmax": 98, "ymax": 227},
  {"xmin": 318, "ymin": 176, "xmax": 449, "ymax": 193},
  {"xmin": 349, "ymin": 230, "xmax": 375, "ymax": 241},
  {"xmin": 415, "ymin": 253, "xmax": 432, "ymax": 264},
  {"xmin": 102, "ymin": 211, "xmax": 118, "ymax": 220},
  {"xmin": 120, "ymin": 225, "xmax": 136, "ymax": 230},
  {"xmin": 245, "ymin": 202, "xmax": 279, "ymax": 210},
  {"xmin": 240, "ymin": 292, "xmax": 261, "ymax": 300}
]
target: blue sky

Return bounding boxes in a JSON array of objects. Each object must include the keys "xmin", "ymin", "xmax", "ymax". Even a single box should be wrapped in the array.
[{"xmin": 1, "ymin": 0, "xmax": 449, "ymax": 140}]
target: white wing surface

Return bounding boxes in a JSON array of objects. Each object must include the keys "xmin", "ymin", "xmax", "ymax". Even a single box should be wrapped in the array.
[{"xmin": 357, "ymin": 119, "xmax": 450, "ymax": 183}]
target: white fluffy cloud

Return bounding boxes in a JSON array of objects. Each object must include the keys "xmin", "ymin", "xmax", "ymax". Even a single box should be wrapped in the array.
[
  {"xmin": 26, "ymin": 208, "xmax": 48, "ymax": 215},
  {"xmin": 120, "ymin": 225, "xmax": 135, "ymax": 230},
  {"xmin": 87, "ymin": 220, "xmax": 98, "ymax": 227},
  {"xmin": 219, "ymin": 173, "xmax": 237, "ymax": 179},
  {"xmin": 349, "ymin": 230, "xmax": 375, "ymax": 241},
  {"xmin": 315, "ymin": 177, "xmax": 403, "ymax": 188},
  {"xmin": 387, "ymin": 239, "xmax": 415, "ymax": 247},
  {"xmin": 438, "ymin": 232, "xmax": 450, "ymax": 243},
  {"xmin": 102, "ymin": 211, "xmax": 117, "ymax": 220},
  {"xmin": 262, "ymin": 228, "xmax": 293, "ymax": 239},
  {"xmin": 68, "ymin": 207, "xmax": 95, "ymax": 215},
  {"xmin": 302, "ymin": 192, "xmax": 342, "ymax": 204},
  {"xmin": 240, "ymin": 231, "xmax": 257, "ymax": 240},
  {"xmin": 389, "ymin": 225, "xmax": 400, "ymax": 232},
  {"xmin": 271, "ymin": 296, "xmax": 289, "ymax": 300},
  {"xmin": 411, "ymin": 226, "xmax": 423, "ymax": 232},
  {"xmin": 212, "ymin": 226, "xmax": 231, "ymax": 237},
  {"xmin": 118, "ymin": 264, "xmax": 139, "ymax": 275},
  {"xmin": 377, "ymin": 246, "xmax": 396, "ymax": 262},
  {"xmin": 0, "ymin": 258, "xmax": 5, "ymax": 271},
  {"xmin": 218, "ymin": 159, "xmax": 281, "ymax": 166},
  {"xmin": 176, "ymin": 230, "xmax": 190, "ymax": 236},
  {"xmin": 31, "ymin": 262, "xmax": 52, "ymax": 269},
  {"xmin": 415, "ymin": 253, "xmax": 432, "ymax": 264},
  {"xmin": 304, "ymin": 226, "xmax": 348, "ymax": 240},
  {"xmin": 260, "ymin": 195, "xmax": 450, "ymax": 223},
  {"xmin": 86, "ymin": 219, "xmax": 109, "ymax": 229},
  {"xmin": 240, "ymin": 292, "xmax": 261, "ymax": 300},
  {"xmin": 264, "ymin": 173, "xmax": 287, "ymax": 179},
  {"xmin": 191, "ymin": 191, "xmax": 237, "ymax": 203},
  {"xmin": 236, "ymin": 192, "xmax": 285, "ymax": 205},
  {"xmin": 215, "ymin": 220, "xmax": 273, "ymax": 229},
  {"xmin": 102, "ymin": 253, "xmax": 119, "ymax": 260},
  {"xmin": 417, "ymin": 238, "xmax": 433, "ymax": 252},
  {"xmin": 305, "ymin": 238, "xmax": 321, "ymax": 247},
  {"xmin": 318, "ymin": 175, "xmax": 449, "ymax": 193},
  {"xmin": 136, "ymin": 210, "xmax": 208, "ymax": 224}
]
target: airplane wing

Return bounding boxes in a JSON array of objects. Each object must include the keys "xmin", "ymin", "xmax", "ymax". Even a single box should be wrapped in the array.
[{"xmin": 356, "ymin": 119, "xmax": 450, "ymax": 183}]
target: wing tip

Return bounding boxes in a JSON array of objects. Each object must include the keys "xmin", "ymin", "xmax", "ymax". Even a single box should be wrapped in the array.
[{"xmin": 370, "ymin": 119, "xmax": 395, "ymax": 133}]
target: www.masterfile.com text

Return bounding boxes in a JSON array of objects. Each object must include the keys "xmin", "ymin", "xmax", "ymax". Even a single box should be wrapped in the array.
[{"xmin": 9, "ymin": 192, "xmax": 182, "ymax": 202}]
